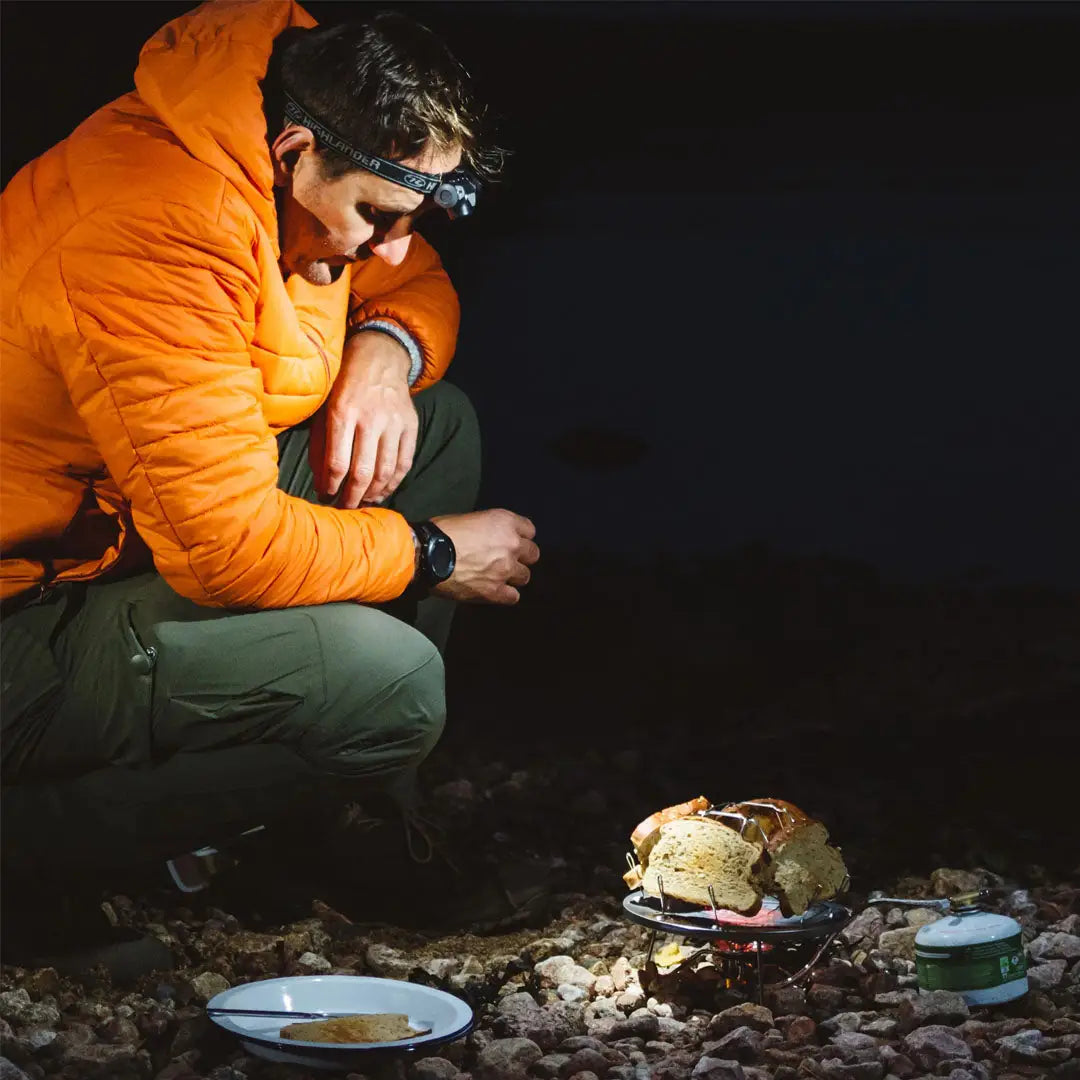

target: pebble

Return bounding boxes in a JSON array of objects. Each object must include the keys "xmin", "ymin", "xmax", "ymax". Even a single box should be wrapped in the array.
[
  {"xmin": 406, "ymin": 1062, "xmax": 455, "ymax": 1080},
  {"xmin": 0, "ymin": 991, "xmax": 60, "ymax": 1029},
  {"xmin": 897, "ymin": 989, "xmax": 969, "ymax": 1031},
  {"xmin": 1028, "ymin": 932, "xmax": 1080, "ymax": 962},
  {"xmin": 692, "ymin": 1058, "xmax": 746, "ymax": 1080},
  {"xmin": 473, "ymin": 1037, "xmax": 543, "ymax": 1080},
  {"xmin": 611, "ymin": 957, "xmax": 634, "ymax": 992},
  {"xmin": 557, "ymin": 984, "xmax": 588, "ymax": 1003},
  {"xmin": 704, "ymin": 1026, "xmax": 763, "ymax": 1063},
  {"xmin": 610, "ymin": 1013, "xmax": 660, "ymax": 1041},
  {"xmin": 536, "ymin": 956, "xmax": 597, "ymax": 992},
  {"xmin": 877, "ymin": 927, "xmax": 919, "ymax": 961},
  {"xmin": 295, "ymin": 951, "xmax": 332, "ymax": 974},
  {"xmin": 532, "ymin": 1053, "xmax": 570, "ymax": 1079},
  {"xmin": 841, "ymin": 909, "xmax": 884, "ymax": 946},
  {"xmin": 707, "ymin": 1004, "xmax": 773, "ymax": 1037},
  {"xmin": 930, "ymin": 868, "xmax": 985, "ymax": 897},
  {"xmin": 189, "ymin": 971, "xmax": 229, "ymax": 1003},
  {"xmin": 902, "ymin": 1025, "xmax": 973, "ymax": 1069},
  {"xmin": 818, "ymin": 1058, "xmax": 884, "ymax": 1080},
  {"xmin": 1027, "ymin": 958, "xmax": 1067, "ymax": 989}
]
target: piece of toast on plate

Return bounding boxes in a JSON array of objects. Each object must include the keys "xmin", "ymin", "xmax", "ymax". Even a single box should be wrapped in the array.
[{"xmin": 279, "ymin": 1012, "xmax": 431, "ymax": 1044}]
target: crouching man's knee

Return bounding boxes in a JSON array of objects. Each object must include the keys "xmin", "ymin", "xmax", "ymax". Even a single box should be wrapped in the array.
[{"xmin": 298, "ymin": 610, "xmax": 447, "ymax": 781}]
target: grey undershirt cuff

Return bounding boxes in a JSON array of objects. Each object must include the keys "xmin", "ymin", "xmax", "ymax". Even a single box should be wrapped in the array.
[{"xmin": 350, "ymin": 319, "xmax": 424, "ymax": 387}]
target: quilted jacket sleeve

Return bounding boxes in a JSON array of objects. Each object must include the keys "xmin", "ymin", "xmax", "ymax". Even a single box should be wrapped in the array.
[
  {"xmin": 348, "ymin": 232, "xmax": 460, "ymax": 392},
  {"xmin": 56, "ymin": 199, "xmax": 416, "ymax": 609}
]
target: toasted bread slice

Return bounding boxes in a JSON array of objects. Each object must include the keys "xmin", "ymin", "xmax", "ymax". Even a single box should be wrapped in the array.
[
  {"xmin": 762, "ymin": 819, "xmax": 848, "ymax": 915},
  {"xmin": 279, "ymin": 1013, "xmax": 430, "ymax": 1044},
  {"xmin": 641, "ymin": 816, "xmax": 764, "ymax": 912},
  {"xmin": 630, "ymin": 795, "xmax": 710, "ymax": 866}
]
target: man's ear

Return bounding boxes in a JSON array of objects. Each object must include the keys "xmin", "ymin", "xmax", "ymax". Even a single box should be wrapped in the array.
[{"xmin": 270, "ymin": 126, "xmax": 317, "ymax": 186}]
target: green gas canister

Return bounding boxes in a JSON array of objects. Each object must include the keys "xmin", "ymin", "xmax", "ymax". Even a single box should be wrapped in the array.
[{"xmin": 874, "ymin": 891, "xmax": 1028, "ymax": 1006}]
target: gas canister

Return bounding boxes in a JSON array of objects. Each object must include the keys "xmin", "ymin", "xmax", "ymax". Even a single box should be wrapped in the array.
[{"xmin": 872, "ymin": 891, "xmax": 1028, "ymax": 1006}]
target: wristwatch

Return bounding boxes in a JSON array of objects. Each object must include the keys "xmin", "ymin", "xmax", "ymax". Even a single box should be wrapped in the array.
[{"xmin": 410, "ymin": 520, "xmax": 456, "ymax": 589}]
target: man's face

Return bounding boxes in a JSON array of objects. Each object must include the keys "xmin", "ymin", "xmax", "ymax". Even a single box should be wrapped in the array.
[{"xmin": 275, "ymin": 139, "xmax": 462, "ymax": 286}]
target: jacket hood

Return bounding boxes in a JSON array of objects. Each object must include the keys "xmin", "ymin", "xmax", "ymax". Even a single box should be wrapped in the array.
[{"xmin": 134, "ymin": 0, "xmax": 317, "ymax": 248}]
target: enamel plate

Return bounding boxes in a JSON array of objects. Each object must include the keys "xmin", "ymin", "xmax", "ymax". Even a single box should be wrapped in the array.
[{"xmin": 207, "ymin": 975, "xmax": 474, "ymax": 1070}]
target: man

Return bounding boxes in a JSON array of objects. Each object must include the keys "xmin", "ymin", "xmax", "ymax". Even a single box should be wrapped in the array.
[{"xmin": 0, "ymin": 0, "xmax": 538, "ymax": 941}]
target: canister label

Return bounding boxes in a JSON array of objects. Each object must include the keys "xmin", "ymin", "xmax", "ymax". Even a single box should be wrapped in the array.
[{"xmin": 916, "ymin": 932, "xmax": 1026, "ymax": 991}]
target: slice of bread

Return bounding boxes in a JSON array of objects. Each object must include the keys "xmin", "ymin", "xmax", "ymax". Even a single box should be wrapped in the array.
[
  {"xmin": 641, "ymin": 816, "xmax": 764, "ymax": 912},
  {"xmin": 630, "ymin": 795, "xmax": 710, "ymax": 869},
  {"xmin": 763, "ymin": 819, "xmax": 848, "ymax": 915},
  {"xmin": 279, "ymin": 1013, "xmax": 430, "ymax": 1044}
]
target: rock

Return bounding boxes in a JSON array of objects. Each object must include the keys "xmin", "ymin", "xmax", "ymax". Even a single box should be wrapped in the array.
[
  {"xmin": 584, "ymin": 997, "xmax": 622, "ymax": 1023},
  {"xmin": 878, "ymin": 927, "xmax": 919, "ymax": 962},
  {"xmin": 705, "ymin": 1027, "xmax": 763, "ymax": 1063},
  {"xmin": 295, "ymin": 951, "xmax": 332, "ymax": 974},
  {"xmin": 808, "ymin": 985, "xmax": 846, "ymax": 1013},
  {"xmin": 617, "ymin": 989, "xmax": 646, "ymax": 1011},
  {"xmin": 498, "ymin": 992, "xmax": 540, "ymax": 1019},
  {"xmin": 566, "ymin": 1072, "xmax": 601, "ymax": 1080},
  {"xmin": 873, "ymin": 990, "xmax": 917, "ymax": 1007},
  {"xmin": 897, "ymin": 990, "xmax": 969, "ymax": 1031},
  {"xmin": 819, "ymin": 1012, "xmax": 877, "ymax": 1036},
  {"xmin": 1028, "ymin": 932, "xmax": 1080, "ymax": 962},
  {"xmin": 692, "ymin": 1059, "xmax": 745, "ymax": 1080},
  {"xmin": 841, "ymin": 909, "xmax": 885, "ymax": 946},
  {"xmin": 817, "ymin": 1060, "xmax": 884, "ymax": 1080},
  {"xmin": 829, "ymin": 1032, "xmax": 882, "ymax": 1063},
  {"xmin": 0, "ymin": 1058, "xmax": 30, "ymax": 1080},
  {"xmin": 408, "ymin": 1054, "xmax": 460, "ymax": 1080},
  {"xmin": 860, "ymin": 1018, "xmax": 898, "ymax": 1039},
  {"xmin": 610, "ymin": 1013, "xmax": 660, "ymax": 1041},
  {"xmin": 473, "ymin": 1037, "xmax": 543, "ymax": 1080},
  {"xmin": 365, "ymin": 943, "xmax": 416, "ymax": 979},
  {"xmin": 611, "ymin": 958, "xmax": 634, "ymax": 992},
  {"xmin": 1027, "ymin": 959, "xmax": 1068, "ymax": 989},
  {"xmin": 533, "ymin": 1054, "xmax": 571, "ymax": 1079},
  {"xmin": 904, "ymin": 908, "xmax": 942, "ymax": 929},
  {"xmin": 657, "ymin": 1016, "xmax": 687, "ymax": 1039},
  {"xmin": 879, "ymin": 1046, "xmax": 917, "ymax": 1080},
  {"xmin": 557, "ymin": 984, "xmax": 588, "ymax": 1004},
  {"xmin": 707, "ymin": 1004, "xmax": 773, "ymax": 1038},
  {"xmin": 189, "ymin": 971, "xmax": 230, "ymax": 1003},
  {"xmin": 776, "ymin": 1015, "xmax": 816, "ymax": 1045},
  {"xmin": 768, "ymin": 986, "xmax": 808, "ymax": 1016},
  {"xmin": 995, "ymin": 1029, "xmax": 1044, "ymax": 1060},
  {"xmin": 536, "ymin": 957, "xmax": 597, "ymax": 992},
  {"xmin": 930, "ymin": 869, "xmax": 984, "ymax": 897},
  {"xmin": 560, "ymin": 1048, "xmax": 609, "ymax": 1076},
  {"xmin": 902, "ymin": 1026, "xmax": 972, "ymax": 1070},
  {"xmin": 0, "ymin": 991, "xmax": 60, "ymax": 1028},
  {"xmin": 421, "ymin": 958, "xmax": 461, "ymax": 979}
]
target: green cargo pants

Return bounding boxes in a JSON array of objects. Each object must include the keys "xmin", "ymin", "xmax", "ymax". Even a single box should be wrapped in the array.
[{"xmin": 0, "ymin": 382, "xmax": 480, "ymax": 877}]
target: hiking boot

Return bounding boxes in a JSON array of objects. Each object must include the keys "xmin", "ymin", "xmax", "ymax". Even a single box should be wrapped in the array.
[{"xmin": 0, "ymin": 887, "xmax": 172, "ymax": 985}]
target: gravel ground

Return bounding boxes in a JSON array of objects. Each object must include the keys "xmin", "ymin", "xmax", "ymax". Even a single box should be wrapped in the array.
[{"xmin": 1, "ymin": 789, "xmax": 1077, "ymax": 1080}]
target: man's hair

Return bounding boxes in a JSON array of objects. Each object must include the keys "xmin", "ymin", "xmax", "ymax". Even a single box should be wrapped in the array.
[{"xmin": 277, "ymin": 13, "xmax": 502, "ymax": 181}]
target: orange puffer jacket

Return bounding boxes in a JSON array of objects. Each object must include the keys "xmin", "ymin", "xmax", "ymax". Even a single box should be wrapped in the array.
[{"xmin": 1, "ymin": 0, "xmax": 460, "ymax": 609}]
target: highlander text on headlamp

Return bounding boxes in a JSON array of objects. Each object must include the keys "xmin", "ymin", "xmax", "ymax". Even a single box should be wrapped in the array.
[{"xmin": 283, "ymin": 94, "xmax": 480, "ymax": 219}]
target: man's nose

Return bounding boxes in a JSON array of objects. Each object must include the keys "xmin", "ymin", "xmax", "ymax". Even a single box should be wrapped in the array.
[{"xmin": 369, "ymin": 226, "xmax": 413, "ymax": 267}]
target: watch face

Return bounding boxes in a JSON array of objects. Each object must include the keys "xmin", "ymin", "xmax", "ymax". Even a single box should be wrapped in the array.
[{"xmin": 429, "ymin": 539, "xmax": 454, "ymax": 579}]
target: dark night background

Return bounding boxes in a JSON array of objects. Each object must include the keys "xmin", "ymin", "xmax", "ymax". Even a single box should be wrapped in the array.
[{"xmin": 3, "ymin": 2, "xmax": 1079, "ymax": 878}]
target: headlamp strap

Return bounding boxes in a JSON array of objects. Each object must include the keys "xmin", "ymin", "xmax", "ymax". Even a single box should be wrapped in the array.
[{"xmin": 282, "ymin": 93, "xmax": 442, "ymax": 194}]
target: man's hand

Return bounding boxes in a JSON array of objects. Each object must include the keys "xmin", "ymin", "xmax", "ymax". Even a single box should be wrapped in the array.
[
  {"xmin": 310, "ymin": 331, "xmax": 417, "ymax": 508},
  {"xmin": 430, "ymin": 510, "xmax": 540, "ymax": 605}
]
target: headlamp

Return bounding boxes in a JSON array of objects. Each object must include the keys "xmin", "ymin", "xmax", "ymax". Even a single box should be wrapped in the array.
[{"xmin": 283, "ymin": 94, "xmax": 481, "ymax": 220}]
